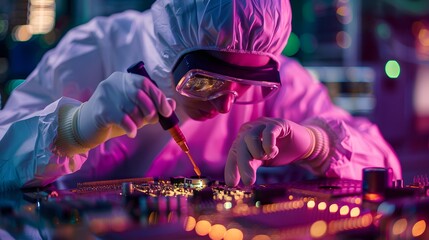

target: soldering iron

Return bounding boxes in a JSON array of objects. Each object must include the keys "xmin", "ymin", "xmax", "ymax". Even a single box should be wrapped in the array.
[{"xmin": 127, "ymin": 61, "xmax": 202, "ymax": 177}]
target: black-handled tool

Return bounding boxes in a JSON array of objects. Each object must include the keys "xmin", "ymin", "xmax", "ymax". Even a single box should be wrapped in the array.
[
  {"xmin": 127, "ymin": 61, "xmax": 202, "ymax": 177},
  {"xmin": 127, "ymin": 61, "xmax": 179, "ymax": 130}
]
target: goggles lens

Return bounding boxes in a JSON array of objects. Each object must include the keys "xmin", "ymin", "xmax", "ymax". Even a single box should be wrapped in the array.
[
  {"xmin": 176, "ymin": 70, "xmax": 279, "ymax": 104},
  {"xmin": 172, "ymin": 50, "xmax": 282, "ymax": 104},
  {"xmin": 184, "ymin": 74, "xmax": 225, "ymax": 96}
]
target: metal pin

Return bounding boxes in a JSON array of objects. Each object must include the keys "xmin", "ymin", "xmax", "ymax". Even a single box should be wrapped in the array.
[{"xmin": 186, "ymin": 151, "xmax": 201, "ymax": 177}]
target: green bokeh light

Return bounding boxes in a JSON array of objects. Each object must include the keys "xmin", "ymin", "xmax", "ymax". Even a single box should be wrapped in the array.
[
  {"xmin": 282, "ymin": 32, "xmax": 300, "ymax": 56},
  {"xmin": 376, "ymin": 22, "xmax": 391, "ymax": 40},
  {"xmin": 385, "ymin": 60, "xmax": 400, "ymax": 78},
  {"xmin": 5, "ymin": 79, "xmax": 25, "ymax": 95},
  {"xmin": 0, "ymin": 20, "xmax": 8, "ymax": 34},
  {"xmin": 302, "ymin": 2, "xmax": 315, "ymax": 22}
]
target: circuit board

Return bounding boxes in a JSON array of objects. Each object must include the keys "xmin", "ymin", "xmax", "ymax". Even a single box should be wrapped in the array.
[{"xmin": 1, "ymin": 175, "xmax": 429, "ymax": 240}]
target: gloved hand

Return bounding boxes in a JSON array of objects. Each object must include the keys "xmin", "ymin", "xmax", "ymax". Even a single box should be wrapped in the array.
[
  {"xmin": 67, "ymin": 72, "xmax": 174, "ymax": 150},
  {"xmin": 224, "ymin": 117, "xmax": 315, "ymax": 186}
]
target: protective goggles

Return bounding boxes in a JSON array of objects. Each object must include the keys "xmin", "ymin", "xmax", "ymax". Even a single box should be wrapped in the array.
[{"xmin": 172, "ymin": 51, "xmax": 281, "ymax": 104}]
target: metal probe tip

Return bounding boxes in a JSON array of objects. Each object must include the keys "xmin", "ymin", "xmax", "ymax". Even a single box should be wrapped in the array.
[
  {"xmin": 168, "ymin": 126, "xmax": 202, "ymax": 177},
  {"xmin": 186, "ymin": 151, "xmax": 202, "ymax": 177}
]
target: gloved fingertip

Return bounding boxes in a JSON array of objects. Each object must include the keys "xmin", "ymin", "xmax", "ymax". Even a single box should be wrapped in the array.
[
  {"xmin": 240, "ymin": 169, "xmax": 256, "ymax": 186},
  {"xmin": 225, "ymin": 175, "xmax": 239, "ymax": 187},
  {"xmin": 121, "ymin": 116, "xmax": 138, "ymax": 138},
  {"xmin": 269, "ymin": 146, "xmax": 279, "ymax": 159},
  {"xmin": 127, "ymin": 130, "xmax": 137, "ymax": 138},
  {"xmin": 159, "ymin": 98, "xmax": 175, "ymax": 117},
  {"xmin": 241, "ymin": 176, "xmax": 256, "ymax": 186},
  {"xmin": 166, "ymin": 98, "xmax": 176, "ymax": 111},
  {"xmin": 261, "ymin": 146, "xmax": 278, "ymax": 160}
]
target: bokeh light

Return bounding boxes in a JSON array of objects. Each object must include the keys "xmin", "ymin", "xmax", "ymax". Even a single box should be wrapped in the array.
[
  {"xmin": 209, "ymin": 224, "xmax": 226, "ymax": 240},
  {"xmin": 385, "ymin": 60, "xmax": 401, "ymax": 79},
  {"xmin": 336, "ymin": 5, "xmax": 352, "ymax": 24},
  {"xmin": 392, "ymin": 218, "xmax": 408, "ymax": 236},
  {"xmin": 339, "ymin": 206, "xmax": 350, "ymax": 216},
  {"xmin": 336, "ymin": 31, "xmax": 352, "ymax": 49},
  {"xmin": 184, "ymin": 216, "xmax": 196, "ymax": 232},
  {"xmin": 310, "ymin": 220, "xmax": 327, "ymax": 238},
  {"xmin": 224, "ymin": 201, "xmax": 232, "ymax": 210},
  {"xmin": 28, "ymin": 0, "xmax": 56, "ymax": 34},
  {"xmin": 12, "ymin": 25, "xmax": 33, "ymax": 42},
  {"xmin": 376, "ymin": 22, "xmax": 391, "ymax": 40},
  {"xmin": 307, "ymin": 200, "xmax": 316, "ymax": 209},
  {"xmin": 302, "ymin": 2, "xmax": 315, "ymax": 22},
  {"xmin": 224, "ymin": 228, "xmax": 244, "ymax": 240},
  {"xmin": 412, "ymin": 220, "xmax": 427, "ymax": 237},
  {"xmin": 418, "ymin": 28, "xmax": 429, "ymax": 47},
  {"xmin": 252, "ymin": 235, "xmax": 271, "ymax": 240},
  {"xmin": 329, "ymin": 204, "xmax": 339, "ymax": 213},
  {"xmin": 0, "ymin": 19, "xmax": 8, "ymax": 40},
  {"xmin": 350, "ymin": 207, "xmax": 360, "ymax": 217},
  {"xmin": 318, "ymin": 202, "xmax": 327, "ymax": 211},
  {"xmin": 283, "ymin": 32, "xmax": 301, "ymax": 56},
  {"xmin": 195, "ymin": 220, "xmax": 212, "ymax": 236}
]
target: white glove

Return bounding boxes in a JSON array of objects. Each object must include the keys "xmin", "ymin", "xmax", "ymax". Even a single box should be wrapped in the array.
[
  {"xmin": 56, "ymin": 72, "xmax": 174, "ymax": 154},
  {"xmin": 224, "ymin": 117, "xmax": 321, "ymax": 186}
]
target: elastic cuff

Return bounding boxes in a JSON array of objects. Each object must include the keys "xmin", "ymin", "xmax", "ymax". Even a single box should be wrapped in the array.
[
  {"xmin": 300, "ymin": 128, "xmax": 316, "ymax": 160},
  {"xmin": 54, "ymin": 105, "xmax": 90, "ymax": 157},
  {"xmin": 72, "ymin": 104, "xmax": 91, "ymax": 147},
  {"xmin": 301, "ymin": 126, "xmax": 330, "ymax": 169}
]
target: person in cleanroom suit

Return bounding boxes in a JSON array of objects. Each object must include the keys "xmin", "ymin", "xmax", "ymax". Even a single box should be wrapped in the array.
[{"xmin": 0, "ymin": 0, "xmax": 402, "ymax": 191}]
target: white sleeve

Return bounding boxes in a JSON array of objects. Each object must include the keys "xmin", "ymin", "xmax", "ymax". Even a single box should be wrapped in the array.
[
  {"xmin": 0, "ymin": 10, "xmax": 151, "ymax": 191},
  {"xmin": 0, "ymin": 14, "xmax": 111, "ymax": 191},
  {"xmin": 0, "ymin": 97, "xmax": 88, "ymax": 191}
]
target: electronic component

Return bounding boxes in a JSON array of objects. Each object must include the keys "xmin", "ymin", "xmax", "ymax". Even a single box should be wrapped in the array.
[{"xmin": 3, "ymin": 170, "xmax": 429, "ymax": 240}]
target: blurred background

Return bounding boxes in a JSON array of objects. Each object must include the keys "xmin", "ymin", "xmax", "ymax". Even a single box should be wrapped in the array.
[{"xmin": 0, "ymin": 0, "xmax": 428, "ymax": 182}]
